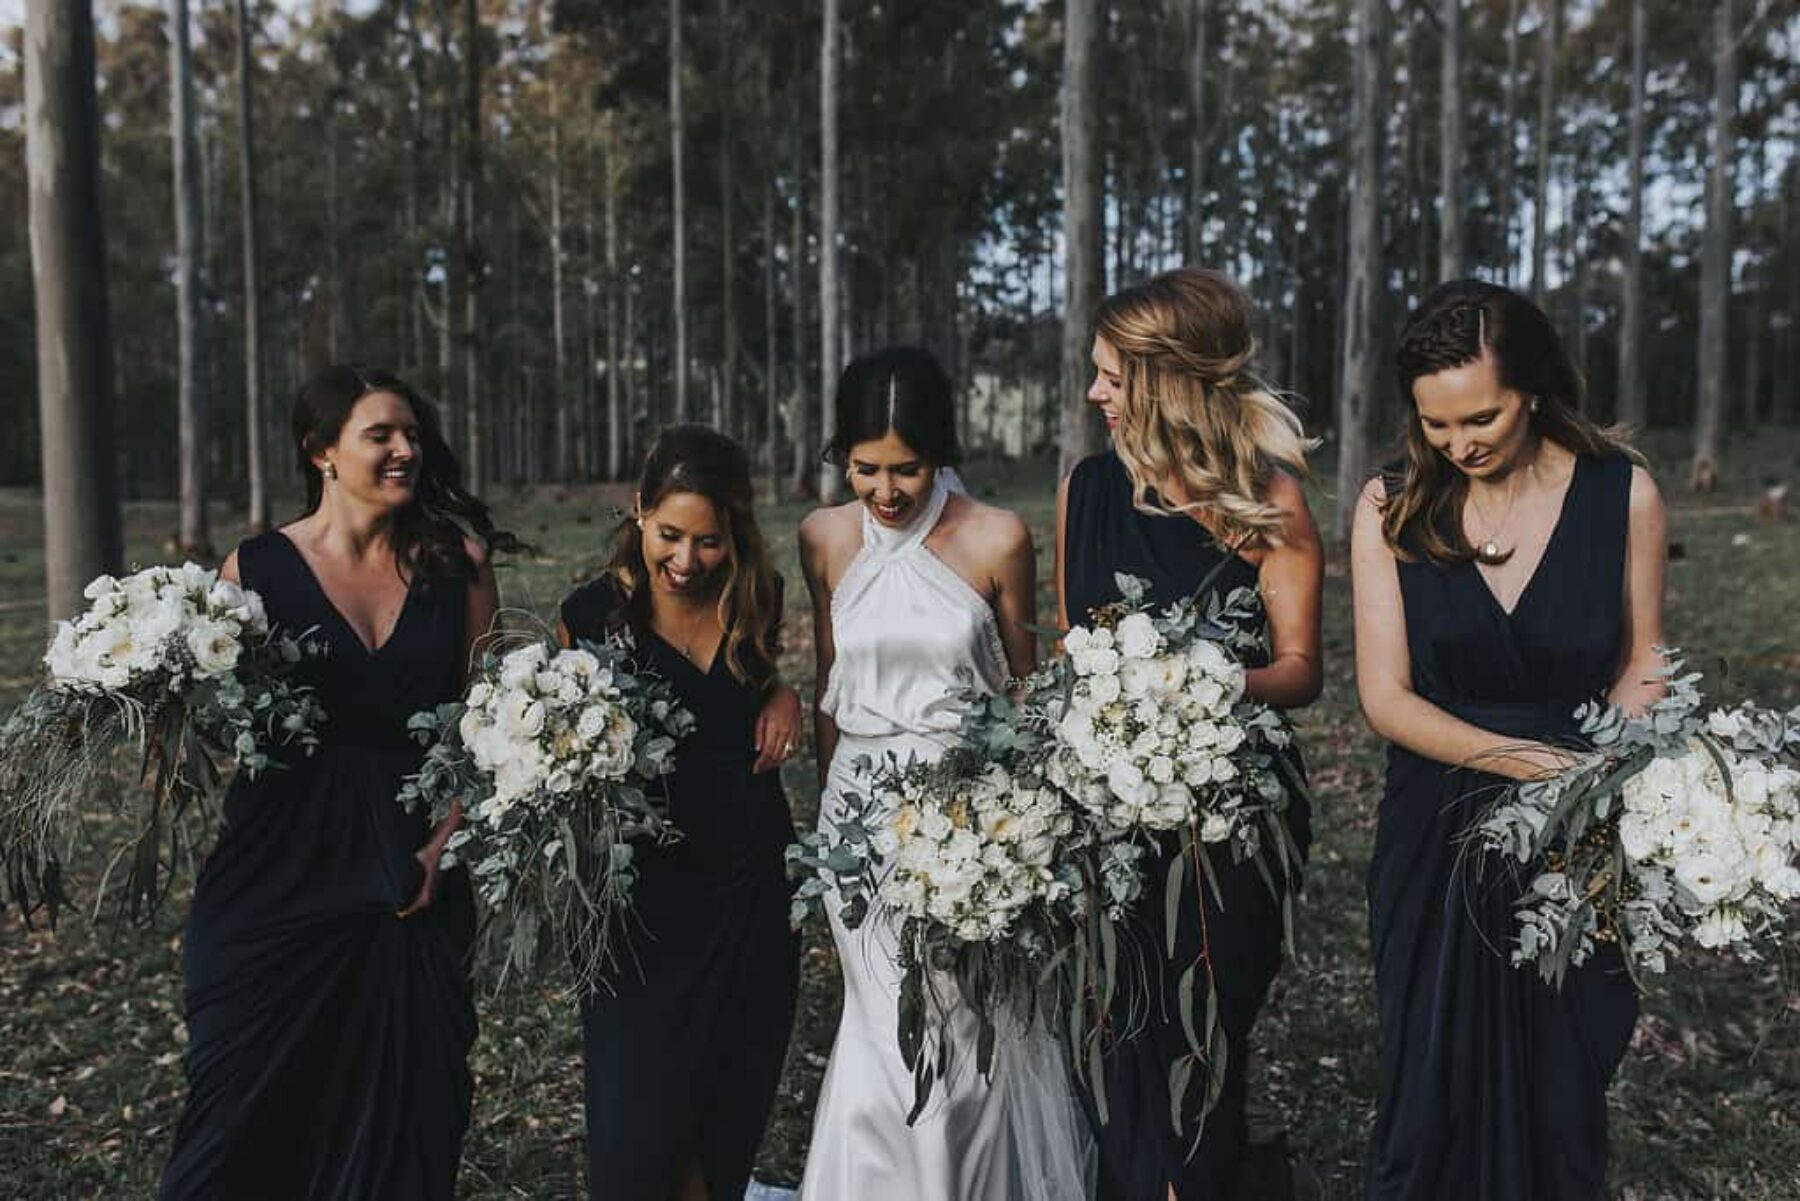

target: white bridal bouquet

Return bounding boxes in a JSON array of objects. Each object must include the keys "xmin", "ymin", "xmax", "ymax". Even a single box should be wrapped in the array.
[
  {"xmin": 0, "ymin": 564, "xmax": 323, "ymax": 920},
  {"xmin": 399, "ymin": 634, "xmax": 694, "ymax": 995},
  {"xmin": 1476, "ymin": 655, "xmax": 1800, "ymax": 988},
  {"xmin": 793, "ymin": 571, "xmax": 1307, "ymax": 1134}
]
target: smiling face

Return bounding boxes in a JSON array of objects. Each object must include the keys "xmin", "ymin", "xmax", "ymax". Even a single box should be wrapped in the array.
[
  {"xmin": 638, "ymin": 490, "xmax": 729, "ymax": 598},
  {"xmin": 1087, "ymin": 335, "xmax": 1126, "ymax": 432},
  {"xmin": 315, "ymin": 390, "xmax": 422, "ymax": 510},
  {"xmin": 1410, "ymin": 347, "xmax": 1536, "ymax": 480},
  {"xmin": 846, "ymin": 429, "xmax": 937, "ymax": 528}
]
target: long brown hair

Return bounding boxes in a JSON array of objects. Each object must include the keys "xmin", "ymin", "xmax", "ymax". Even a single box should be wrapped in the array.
[
  {"xmin": 292, "ymin": 364, "xmax": 527, "ymax": 582},
  {"xmin": 1385, "ymin": 280, "xmax": 1638, "ymax": 564},
  {"xmin": 1096, "ymin": 267, "xmax": 1314, "ymax": 549},
  {"xmin": 602, "ymin": 425, "xmax": 780, "ymax": 686}
]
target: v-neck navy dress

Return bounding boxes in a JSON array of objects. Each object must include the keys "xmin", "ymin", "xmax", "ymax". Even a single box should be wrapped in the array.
[
  {"xmin": 560, "ymin": 577, "xmax": 799, "ymax": 1201},
  {"xmin": 1062, "ymin": 451, "xmax": 1312, "ymax": 1200},
  {"xmin": 1366, "ymin": 451, "xmax": 1639, "ymax": 1200},
  {"xmin": 160, "ymin": 531, "xmax": 477, "ymax": 1200}
]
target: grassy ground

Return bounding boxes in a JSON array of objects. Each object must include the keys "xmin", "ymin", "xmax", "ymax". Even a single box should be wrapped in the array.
[{"xmin": 2, "ymin": 427, "xmax": 1798, "ymax": 1198}]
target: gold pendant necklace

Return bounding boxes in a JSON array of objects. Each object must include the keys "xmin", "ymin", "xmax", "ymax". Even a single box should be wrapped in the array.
[{"xmin": 1468, "ymin": 448, "xmax": 1538, "ymax": 565}]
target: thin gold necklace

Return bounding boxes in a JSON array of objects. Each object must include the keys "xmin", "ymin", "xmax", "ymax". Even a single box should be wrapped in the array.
[{"xmin": 1467, "ymin": 447, "xmax": 1538, "ymax": 565}]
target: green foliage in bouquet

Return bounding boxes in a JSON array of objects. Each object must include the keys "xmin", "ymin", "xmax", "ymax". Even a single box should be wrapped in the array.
[{"xmin": 399, "ymin": 629, "xmax": 694, "ymax": 998}]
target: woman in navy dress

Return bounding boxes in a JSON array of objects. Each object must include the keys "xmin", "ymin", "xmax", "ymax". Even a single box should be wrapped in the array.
[
  {"xmin": 161, "ymin": 366, "xmax": 522, "ymax": 1199},
  {"xmin": 1350, "ymin": 280, "xmax": 1668, "ymax": 1200},
  {"xmin": 558, "ymin": 425, "xmax": 802, "ymax": 1201},
  {"xmin": 1057, "ymin": 268, "xmax": 1323, "ymax": 1199}
]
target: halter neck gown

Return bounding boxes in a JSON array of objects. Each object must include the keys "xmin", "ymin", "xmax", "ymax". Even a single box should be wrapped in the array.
[
  {"xmin": 1367, "ymin": 451, "xmax": 1639, "ymax": 1200},
  {"xmin": 800, "ymin": 475, "xmax": 1095, "ymax": 1200},
  {"xmin": 159, "ymin": 530, "xmax": 477, "ymax": 1200}
]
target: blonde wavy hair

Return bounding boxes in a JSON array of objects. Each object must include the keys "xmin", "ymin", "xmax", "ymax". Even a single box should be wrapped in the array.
[{"xmin": 1096, "ymin": 267, "xmax": 1315, "ymax": 549}]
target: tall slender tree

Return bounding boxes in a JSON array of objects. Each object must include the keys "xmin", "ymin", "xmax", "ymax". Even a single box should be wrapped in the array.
[
  {"xmin": 1499, "ymin": 0, "xmax": 1521, "ymax": 284},
  {"xmin": 1615, "ymin": 0, "xmax": 1648, "ymax": 429},
  {"xmin": 1184, "ymin": 0, "xmax": 1210, "ymax": 262},
  {"xmin": 671, "ymin": 0, "xmax": 689, "ymax": 422},
  {"xmin": 236, "ymin": 0, "xmax": 267, "ymax": 531},
  {"xmin": 1530, "ymin": 0, "xmax": 1560, "ymax": 302},
  {"xmin": 171, "ymin": 0, "xmax": 211, "ymax": 556},
  {"xmin": 462, "ymin": 0, "xmax": 486, "ymax": 491},
  {"xmin": 1335, "ymin": 0, "xmax": 1386, "ymax": 542},
  {"xmin": 1438, "ymin": 0, "xmax": 1464, "ymax": 281},
  {"xmin": 816, "ymin": 0, "xmax": 842, "ymax": 503},
  {"xmin": 550, "ymin": 68, "xmax": 572, "ymax": 481},
  {"xmin": 1059, "ymin": 0, "xmax": 1105, "ymax": 479},
  {"xmin": 26, "ymin": 0, "xmax": 123, "ymax": 619},
  {"xmin": 718, "ymin": 0, "xmax": 737, "ymax": 441},
  {"xmin": 1689, "ymin": 0, "xmax": 1736, "ymax": 491}
]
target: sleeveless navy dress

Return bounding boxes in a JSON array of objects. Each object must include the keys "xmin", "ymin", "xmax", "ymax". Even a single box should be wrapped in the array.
[
  {"xmin": 160, "ymin": 531, "xmax": 477, "ymax": 1200},
  {"xmin": 560, "ymin": 578, "xmax": 799, "ymax": 1201},
  {"xmin": 1062, "ymin": 451, "xmax": 1313, "ymax": 1200},
  {"xmin": 1367, "ymin": 451, "xmax": 1639, "ymax": 1200}
]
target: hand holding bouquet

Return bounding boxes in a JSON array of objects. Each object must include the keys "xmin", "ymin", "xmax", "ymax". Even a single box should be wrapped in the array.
[{"xmin": 400, "ymin": 633, "xmax": 693, "ymax": 996}]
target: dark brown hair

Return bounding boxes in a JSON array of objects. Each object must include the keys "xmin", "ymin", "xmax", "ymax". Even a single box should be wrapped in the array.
[
  {"xmin": 602, "ymin": 424, "xmax": 780, "ymax": 687},
  {"xmin": 292, "ymin": 364, "xmax": 527, "ymax": 581},
  {"xmin": 1385, "ymin": 280, "xmax": 1636, "ymax": 563}
]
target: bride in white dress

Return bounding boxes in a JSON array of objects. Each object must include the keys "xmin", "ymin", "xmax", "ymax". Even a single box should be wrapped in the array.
[{"xmin": 796, "ymin": 347, "xmax": 1094, "ymax": 1200}]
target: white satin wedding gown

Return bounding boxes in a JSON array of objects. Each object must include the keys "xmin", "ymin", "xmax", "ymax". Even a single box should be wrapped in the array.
[{"xmin": 800, "ymin": 473, "xmax": 1095, "ymax": 1200}]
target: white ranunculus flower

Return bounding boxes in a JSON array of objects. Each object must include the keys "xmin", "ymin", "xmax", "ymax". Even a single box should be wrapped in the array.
[{"xmin": 185, "ymin": 618, "xmax": 243, "ymax": 678}]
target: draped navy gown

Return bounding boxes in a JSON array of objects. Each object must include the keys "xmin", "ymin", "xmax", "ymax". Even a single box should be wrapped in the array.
[
  {"xmin": 1367, "ymin": 451, "xmax": 1639, "ymax": 1200},
  {"xmin": 1062, "ymin": 451, "xmax": 1313, "ymax": 1200},
  {"xmin": 561, "ymin": 577, "xmax": 799, "ymax": 1201},
  {"xmin": 160, "ymin": 531, "xmax": 477, "ymax": 1200}
]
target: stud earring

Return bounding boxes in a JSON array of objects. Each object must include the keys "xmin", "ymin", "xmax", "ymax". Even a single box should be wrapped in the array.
[
  {"xmin": 323, "ymin": 462, "xmax": 338, "ymax": 480},
  {"xmin": 1529, "ymin": 397, "xmax": 1541, "ymax": 414}
]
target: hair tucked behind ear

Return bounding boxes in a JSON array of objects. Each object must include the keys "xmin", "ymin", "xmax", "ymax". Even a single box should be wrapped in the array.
[{"xmin": 1096, "ymin": 267, "xmax": 1314, "ymax": 549}]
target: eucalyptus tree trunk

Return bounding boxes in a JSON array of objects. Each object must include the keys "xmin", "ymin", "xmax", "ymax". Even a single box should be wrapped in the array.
[
  {"xmin": 761, "ymin": 34, "xmax": 779, "ymax": 494},
  {"xmin": 236, "ymin": 0, "xmax": 267, "ymax": 530},
  {"xmin": 718, "ymin": 0, "xmax": 737, "ymax": 440},
  {"xmin": 1530, "ymin": 0, "xmax": 1559, "ymax": 303},
  {"xmin": 1183, "ymin": 0, "xmax": 1209, "ymax": 262},
  {"xmin": 171, "ymin": 0, "xmax": 211, "ymax": 556},
  {"xmin": 1333, "ymin": 0, "xmax": 1386, "ymax": 543},
  {"xmin": 462, "ymin": 0, "xmax": 485, "ymax": 491},
  {"xmin": 550, "ymin": 73, "xmax": 571, "ymax": 481},
  {"xmin": 1615, "ymin": 0, "xmax": 1648, "ymax": 428},
  {"xmin": 1689, "ymin": 0, "xmax": 1735, "ymax": 492},
  {"xmin": 1499, "ymin": 0, "xmax": 1520, "ymax": 284},
  {"xmin": 1058, "ymin": 0, "xmax": 1106, "ymax": 480},
  {"xmin": 816, "ymin": 0, "xmax": 842, "ymax": 503},
  {"xmin": 604, "ymin": 122, "xmax": 624, "ymax": 481},
  {"xmin": 27, "ymin": 0, "xmax": 123, "ymax": 618},
  {"xmin": 670, "ymin": 0, "xmax": 689, "ymax": 422},
  {"xmin": 788, "ymin": 74, "xmax": 812, "ymax": 500},
  {"xmin": 1437, "ymin": 0, "xmax": 1464, "ymax": 282}
]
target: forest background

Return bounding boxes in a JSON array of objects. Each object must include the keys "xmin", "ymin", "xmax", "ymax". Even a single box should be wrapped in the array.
[{"xmin": 3, "ymin": 0, "xmax": 1799, "ymax": 1196}]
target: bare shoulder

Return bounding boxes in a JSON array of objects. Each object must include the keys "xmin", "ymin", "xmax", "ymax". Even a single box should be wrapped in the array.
[
  {"xmin": 219, "ymin": 549, "xmax": 242, "ymax": 585},
  {"xmin": 948, "ymin": 493, "xmax": 1032, "ymax": 556},
  {"xmin": 1626, "ymin": 463, "xmax": 1664, "ymax": 516},
  {"xmin": 798, "ymin": 501, "xmax": 861, "ymax": 572}
]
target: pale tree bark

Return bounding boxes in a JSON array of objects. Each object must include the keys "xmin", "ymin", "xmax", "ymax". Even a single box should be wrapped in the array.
[
  {"xmin": 718, "ymin": 0, "xmax": 737, "ymax": 441},
  {"xmin": 1615, "ymin": 0, "xmax": 1648, "ymax": 428},
  {"xmin": 1183, "ymin": 0, "xmax": 1209, "ymax": 263},
  {"xmin": 1530, "ymin": 0, "xmax": 1559, "ymax": 303},
  {"xmin": 237, "ymin": 0, "xmax": 267, "ymax": 530},
  {"xmin": 1059, "ymin": 0, "xmax": 1106, "ymax": 480},
  {"xmin": 604, "ymin": 121, "xmax": 624, "ymax": 480},
  {"xmin": 1437, "ymin": 0, "xmax": 1464, "ymax": 282},
  {"xmin": 816, "ymin": 0, "xmax": 842, "ymax": 502},
  {"xmin": 760, "ymin": 35, "xmax": 779, "ymax": 496},
  {"xmin": 1499, "ymin": 0, "xmax": 1520, "ymax": 285},
  {"xmin": 1334, "ymin": 0, "xmax": 1386, "ymax": 543},
  {"xmin": 671, "ymin": 0, "xmax": 689, "ymax": 422},
  {"xmin": 462, "ymin": 0, "xmax": 484, "ymax": 491},
  {"xmin": 27, "ymin": 0, "xmax": 123, "ymax": 618},
  {"xmin": 171, "ymin": 0, "xmax": 211, "ymax": 557},
  {"xmin": 1689, "ymin": 0, "xmax": 1735, "ymax": 492},
  {"xmin": 550, "ymin": 71, "xmax": 572, "ymax": 481},
  {"xmin": 788, "ymin": 75, "xmax": 811, "ymax": 500}
]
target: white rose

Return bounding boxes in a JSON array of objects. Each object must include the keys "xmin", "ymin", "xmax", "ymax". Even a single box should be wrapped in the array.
[
  {"xmin": 1085, "ymin": 673, "xmax": 1122, "ymax": 706},
  {"xmin": 1199, "ymin": 811, "xmax": 1233, "ymax": 843},
  {"xmin": 82, "ymin": 574, "xmax": 119, "ymax": 601},
  {"xmin": 185, "ymin": 618, "xmax": 243, "ymax": 678},
  {"xmin": 497, "ymin": 692, "xmax": 548, "ymax": 740},
  {"xmin": 1617, "ymin": 811, "xmax": 1663, "ymax": 862},
  {"xmin": 1119, "ymin": 658, "xmax": 1158, "ymax": 700},
  {"xmin": 1062, "ymin": 627, "xmax": 1093, "ymax": 654},
  {"xmin": 1673, "ymin": 853, "xmax": 1737, "ymax": 908},
  {"xmin": 1148, "ymin": 755, "xmax": 1176, "ymax": 785},
  {"xmin": 465, "ymin": 681, "xmax": 493, "ymax": 709},
  {"xmin": 1115, "ymin": 613, "xmax": 1161, "ymax": 660}
]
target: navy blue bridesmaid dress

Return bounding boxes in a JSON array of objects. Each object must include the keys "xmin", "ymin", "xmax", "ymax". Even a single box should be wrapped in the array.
[
  {"xmin": 1366, "ymin": 451, "xmax": 1639, "ymax": 1200},
  {"xmin": 159, "ymin": 531, "xmax": 477, "ymax": 1200},
  {"xmin": 1062, "ymin": 450, "xmax": 1312, "ymax": 1200},
  {"xmin": 560, "ymin": 577, "xmax": 799, "ymax": 1201}
]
